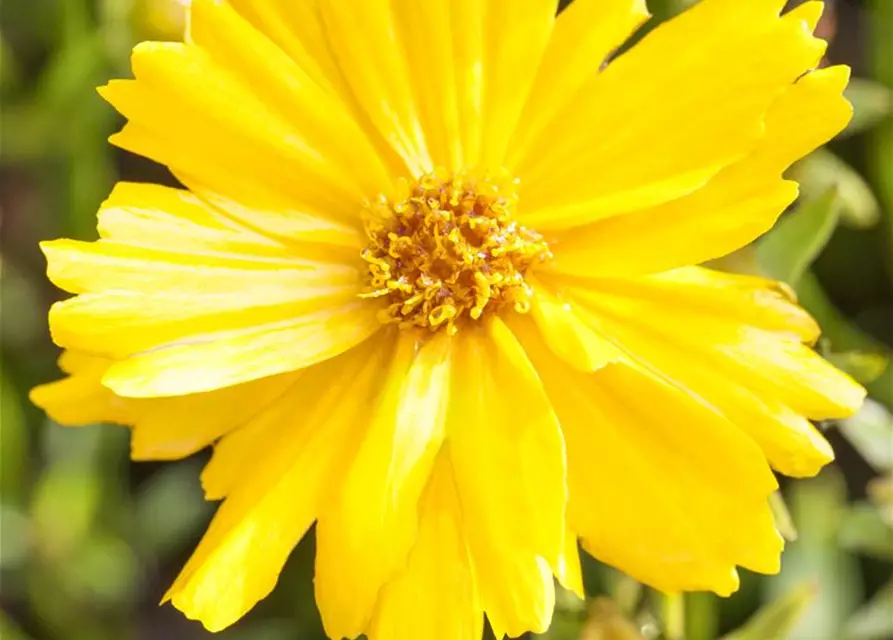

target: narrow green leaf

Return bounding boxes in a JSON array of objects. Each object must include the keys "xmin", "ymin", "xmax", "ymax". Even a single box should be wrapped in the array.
[
  {"xmin": 867, "ymin": 0, "xmax": 893, "ymax": 287},
  {"xmin": 722, "ymin": 582, "xmax": 818, "ymax": 640},
  {"xmin": 795, "ymin": 272, "xmax": 893, "ymax": 408},
  {"xmin": 770, "ymin": 491, "xmax": 799, "ymax": 542},
  {"xmin": 841, "ymin": 78, "xmax": 893, "ymax": 138},
  {"xmin": 839, "ymin": 503, "xmax": 893, "ymax": 561},
  {"xmin": 825, "ymin": 351, "xmax": 890, "ymax": 385},
  {"xmin": 0, "ymin": 368, "xmax": 27, "ymax": 506},
  {"xmin": 757, "ymin": 188, "xmax": 842, "ymax": 286},
  {"xmin": 845, "ymin": 581, "xmax": 893, "ymax": 640},
  {"xmin": 0, "ymin": 611, "xmax": 34, "ymax": 640},
  {"xmin": 867, "ymin": 473, "xmax": 893, "ymax": 528},
  {"xmin": 765, "ymin": 470, "xmax": 862, "ymax": 640},
  {"xmin": 0, "ymin": 503, "xmax": 31, "ymax": 570},
  {"xmin": 789, "ymin": 149, "xmax": 881, "ymax": 228},
  {"xmin": 704, "ymin": 245, "xmax": 763, "ymax": 277},
  {"xmin": 837, "ymin": 398, "xmax": 893, "ymax": 471}
]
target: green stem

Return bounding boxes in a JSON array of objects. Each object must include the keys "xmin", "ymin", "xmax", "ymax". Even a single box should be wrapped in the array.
[
  {"xmin": 661, "ymin": 593, "xmax": 685, "ymax": 640},
  {"xmin": 685, "ymin": 593, "xmax": 719, "ymax": 640}
]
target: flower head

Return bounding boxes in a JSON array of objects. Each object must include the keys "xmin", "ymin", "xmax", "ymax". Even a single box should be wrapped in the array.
[{"xmin": 31, "ymin": 0, "xmax": 865, "ymax": 638}]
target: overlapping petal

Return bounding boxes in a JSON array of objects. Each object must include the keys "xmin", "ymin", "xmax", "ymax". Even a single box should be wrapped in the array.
[
  {"xmin": 508, "ymin": 0, "xmax": 651, "ymax": 164},
  {"xmin": 29, "ymin": 351, "xmax": 299, "ymax": 460},
  {"xmin": 165, "ymin": 340, "xmax": 388, "ymax": 632},
  {"xmin": 515, "ymin": 0, "xmax": 826, "ymax": 228},
  {"xmin": 448, "ymin": 318, "xmax": 567, "ymax": 637},
  {"xmin": 42, "ymin": 183, "xmax": 381, "ymax": 397},
  {"xmin": 513, "ymin": 316, "xmax": 783, "ymax": 593},
  {"xmin": 534, "ymin": 267, "xmax": 865, "ymax": 477},
  {"xmin": 314, "ymin": 332, "xmax": 453, "ymax": 638},
  {"xmin": 321, "ymin": 0, "xmax": 558, "ymax": 174},
  {"xmin": 544, "ymin": 64, "xmax": 852, "ymax": 278},
  {"xmin": 102, "ymin": 0, "xmax": 394, "ymax": 239},
  {"xmin": 367, "ymin": 454, "xmax": 483, "ymax": 640}
]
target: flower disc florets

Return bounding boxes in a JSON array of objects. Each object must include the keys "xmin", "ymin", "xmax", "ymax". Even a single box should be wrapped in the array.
[{"xmin": 360, "ymin": 170, "xmax": 552, "ymax": 335}]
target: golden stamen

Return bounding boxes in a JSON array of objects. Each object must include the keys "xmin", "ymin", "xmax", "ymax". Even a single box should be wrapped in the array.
[{"xmin": 360, "ymin": 169, "xmax": 552, "ymax": 335}]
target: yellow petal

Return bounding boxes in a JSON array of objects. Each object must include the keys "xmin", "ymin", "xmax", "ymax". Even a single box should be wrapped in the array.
[
  {"xmin": 475, "ymin": 0, "xmax": 559, "ymax": 169},
  {"xmin": 129, "ymin": 373, "xmax": 298, "ymax": 461},
  {"xmin": 165, "ymin": 341, "xmax": 385, "ymax": 632},
  {"xmin": 545, "ymin": 267, "xmax": 863, "ymax": 476},
  {"xmin": 97, "ymin": 182, "xmax": 349, "ymax": 260},
  {"xmin": 43, "ymin": 237, "xmax": 362, "ymax": 362},
  {"xmin": 508, "ymin": 0, "xmax": 650, "ymax": 165},
  {"xmin": 107, "ymin": 121, "xmax": 363, "ymax": 247},
  {"xmin": 103, "ymin": 3, "xmax": 392, "ymax": 236},
  {"xmin": 314, "ymin": 331, "xmax": 453, "ymax": 639},
  {"xmin": 529, "ymin": 276, "xmax": 624, "ymax": 372},
  {"xmin": 100, "ymin": 302, "xmax": 381, "ymax": 397},
  {"xmin": 320, "ymin": 0, "xmax": 557, "ymax": 173},
  {"xmin": 516, "ymin": 0, "xmax": 825, "ymax": 229},
  {"xmin": 514, "ymin": 318, "xmax": 782, "ymax": 594},
  {"xmin": 390, "ymin": 0, "xmax": 466, "ymax": 171},
  {"xmin": 29, "ymin": 353, "xmax": 131, "ymax": 426},
  {"xmin": 223, "ymin": 0, "xmax": 346, "ymax": 99},
  {"xmin": 318, "ymin": 0, "xmax": 433, "ymax": 176},
  {"xmin": 43, "ymin": 238, "xmax": 356, "ymax": 298},
  {"xmin": 187, "ymin": 0, "xmax": 393, "ymax": 194},
  {"xmin": 367, "ymin": 453, "xmax": 483, "ymax": 640},
  {"xmin": 449, "ymin": 318, "xmax": 566, "ymax": 638},
  {"xmin": 31, "ymin": 350, "xmax": 302, "ymax": 461},
  {"xmin": 563, "ymin": 268, "xmax": 866, "ymax": 418},
  {"xmin": 545, "ymin": 65, "xmax": 852, "ymax": 278},
  {"xmin": 556, "ymin": 529, "xmax": 585, "ymax": 599}
]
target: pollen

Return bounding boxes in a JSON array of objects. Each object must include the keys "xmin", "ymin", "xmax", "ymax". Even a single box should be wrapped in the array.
[{"xmin": 360, "ymin": 170, "xmax": 552, "ymax": 335}]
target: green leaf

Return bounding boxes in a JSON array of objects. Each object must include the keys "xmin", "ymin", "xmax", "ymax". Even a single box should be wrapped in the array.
[
  {"xmin": 837, "ymin": 398, "xmax": 893, "ymax": 471},
  {"xmin": 867, "ymin": 0, "xmax": 893, "ymax": 290},
  {"xmin": 839, "ymin": 503, "xmax": 893, "ymax": 561},
  {"xmin": 0, "ymin": 32, "xmax": 20, "ymax": 93},
  {"xmin": 765, "ymin": 470, "xmax": 863, "ymax": 640},
  {"xmin": 770, "ymin": 491, "xmax": 799, "ymax": 542},
  {"xmin": 757, "ymin": 188, "xmax": 842, "ymax": 286},
  {"xmin": 60, "ymin": 532, "xmax": 138, "ymax": 606},
  {"xmin": 722, "ymin": 582, "xmax": 818, "ymax": 640},
  {"xmin": 867, "ymin": 473, "xmax": 893, "ymax": 528},
  {"xmin": 31, "ymin": 461, "xmax": 102, "ymax": 559},
  {"xmin": 794, "ymin": 273, "xmax": 893, "ymax": 408},
  {"xmin": 841, "ymin": 78, "xmax": 893, "ymax": 138},
  {"xmin": 0, "ymin": 611, "xmax": 34, "ymax": 640},
  {"xmin": 825, "ymin": 351, "xmax": 890, "ymax": 385},
  {"xmin": 788, "ymin": 149, "xmax": 881, "ymax": 228},
  {"xmin": 845, "ymin": 581, "xmax": 893, "ymax": 640},
  {"xmin": 134, "ymin": 460, "xmax": 212, "ymax": 557},
  {"xmin": 704, "ymin": 245, "xmax": 763, "ymax": 277},
  {"xmin": 0, "ymin": 503, "xmax": 31, "ymax": 570},
  {"xmin": 0, "ymin": 366, "xmax": 27, "ymax": 506}
]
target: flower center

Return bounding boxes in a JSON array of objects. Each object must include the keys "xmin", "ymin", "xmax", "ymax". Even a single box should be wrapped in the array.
[{"xmin": 360, "ymin": 170, "xmax": 552, "ymax": 335}]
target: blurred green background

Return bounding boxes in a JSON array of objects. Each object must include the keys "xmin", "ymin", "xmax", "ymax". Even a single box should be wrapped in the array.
[{"xmin": 1, "ymin": 0, "xmax": 892, "ymax": 638}]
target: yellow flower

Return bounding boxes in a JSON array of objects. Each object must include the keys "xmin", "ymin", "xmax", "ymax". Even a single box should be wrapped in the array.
[{"xmin": 31, "ymin": 0, "xmax": 866, "ymax": 637}]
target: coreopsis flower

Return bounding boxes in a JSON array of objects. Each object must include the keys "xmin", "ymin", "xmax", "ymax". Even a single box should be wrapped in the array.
[{"xmin": 31, "ymin": 0, "xmax": 866, "ymax": 638}]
